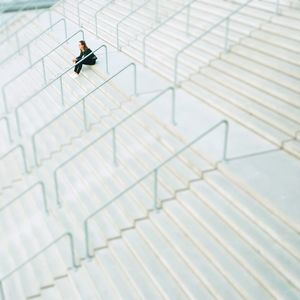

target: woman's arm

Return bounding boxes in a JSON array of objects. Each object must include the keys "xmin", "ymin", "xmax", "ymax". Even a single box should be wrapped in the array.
[
  {"xmin": 73, "ymin": 52, "xmax": 83, "ymax": 63},
  {"xmin": 77, "ymin": 52, "xmax": 83, "ymax": 60}
]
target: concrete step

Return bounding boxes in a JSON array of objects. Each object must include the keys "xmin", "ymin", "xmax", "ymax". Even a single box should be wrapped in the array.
[
  {"xmin": 210, "ymin": 59, "xmax": 300, "ymax": 109},
  {"xmin": 240, "ymin": 35, "xmax": 300, "ymax": 66},
  {"xmin": 182, "ymin": 80, "xmax": 290, "ymax": 147},
  {"xmin": 109, "ymin": 239, "xmax": 164, "ymax": 299},
  {"xmin": 204, "ymin": 171, "xmax": 300, "ymax": 261},
  {"xmin": 123, "ymin": 228, "xmax": 189, "ymax": 299},
  {"xmin": 283, "ymin": 139, "xmax": 300, "ymax": 159},
  {"xmin": 179, "ymin": 185, "xmax": 300, "ymax": 299},
  {"xmin": 136, "ymin": 219, "xmax": 214, "ymax": 299},
  {"xmin": 190, "ymin": 180, "xmax": 300, "ymax": 292},
  {"xmin": 230, "ymin": 43, "xmax": 300, "ymax": 80},
  {"xmin": 95, "ymin": 248, "xmax": 140, "ymax": 299},
  {"xmin": 191, "ymin": 69, "xmax": 299, "ymax": 137},
  {"xmin": 149, "ymin": 209, "xmax": 242, "ymax": 299},
  {"xmin": 163, "ymin": 197, "xmax": 269, "ymax": 299},
  {"xmin": 221, "ymin": 52, "xmax": 300, "ymax": 94}
]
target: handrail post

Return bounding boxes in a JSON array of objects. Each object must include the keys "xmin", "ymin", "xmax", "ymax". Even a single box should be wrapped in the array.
[
  {"xmin": 224, "ymin": 17, "xmax": 230, "ymax": 52},
  {"xmin": 170, "ymin": 87, "xmax": 177, "ymax": 126},
  {"xmin": 32, "ymin": 135, "xmax": 39, "ymax": 167},
  {"xmin": 2, "ymin": 87, "xmax": 8, "ymax": 113},
  {"xmin": 117, "ymin": 23, "xmax": 120, "ymax": 50},
  {"xmin": 15, "ymin": 32, "xmax": 20, "ymax": 53},
  {"xmin": 39, "ymin": 181, "xmax": 49, "ymax": 214},
  {"xmin": 20, "ymin": 145, "xmax": 29, "ymax": 174},
  {"xmin": 7, "ymin": 119, "xmax": 12, "ymax": 143},
  {"xmin": 153, "ymin": 168, "xmax": 159, "ymax": 210},
  {"xmin": 54, "ymin": 170, "xmax": 61, "ymax": 208},
  {"xmin": 63, "ymin": 19, "xmax": 67, "ymax": 41},
  {"xmin": 49, "ymin": 13, "xmax": 53, "ymax": 31},
  {"xmin": 16, "ymin": 109, "xmax": 21, "ymax": 137},
  {"xmin": 133, "ymin": 63, "xmax": 137, "ymax": 95},
  {"xmin": 84, "ymin": 220, "xmax": 93, "ymax": 258},
  {"xmin": 222, "ymin": 120, "xmax": 229, "ymax": 161},
  {"xmin": 112, "ymin": 127, "xmax": 118, "ymax": 166},
  {"xmin": 8, "ymin": 119, "xmax": 13, "ymax": 143},
  {"xmin": 60, "ymin": 76, "xmax": 64, "ymax": 106},
  {"xmin": 104, "ymin": 45, "xmax": 109, "ymax": 74},
  {"xmin": 48, "ymin": 10, "xmax": 53, "ymax": 27},
  {"xmin": 41, "ymin": 58, "xmax": 47, "ymax": 84},
  {"xmin": 67, "ymin": 232, "xmax": 79, "ymax": 269},
  {"xmin": 82, "ymin": 97, "xmax": 88, "ymax": 131},
  {"xmin": 27, "ymin": 44, "xmax": 32, "ymax": 66}
]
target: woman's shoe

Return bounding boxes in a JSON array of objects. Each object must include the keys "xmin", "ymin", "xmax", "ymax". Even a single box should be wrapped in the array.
[{"xmin": 69, "ymin": 72, "xmax": 79, "ymax": 79}]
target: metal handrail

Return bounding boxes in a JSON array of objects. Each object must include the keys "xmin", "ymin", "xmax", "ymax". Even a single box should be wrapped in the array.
[
  {"xmin": 0, "ymin": 181, "xmax": 48, "ymax": 214},
  {"xmin": 0, "ymin": 18, "xmax": 67, "ymax": 66},
  {"xmin": 0, "ymin": 233, "xmax": 79, "ymax": 300},
  {"xmin": 2, "ymin": 29, "xmax": 85, "ymax": 113},
  {"xmin": 0, "ymin": 116, "xmax": 12, "ymax": 143},
  {"xmin": 53, "ymin": 86, "xmax": 176, "ymax": 207},
  {"xmin": 173, "ymin": 0, "xmax": 280, "ymax": 85},
  {"xmin": 84, "ymin": 119, "xmax": 229, "ymax": 257},
  {"xmin": 0, "ymin": 144, "xmax": 29, "ymax": 174},
  {"xmin": 116, "ymin": 0, "xmax": 151, "ymax": 50},
  {"xmin": 94, "ymin": 0, "xmax": 115, "ymax": 37},
  {"xmin": 32, "ymin": 62, "xmax": 137, "ymax": 167},
  {"xmin": 142, "ymin": 0, "xmax": 196, "ymax": 65},
  {"xmin": 14, "ymin": 44, "xmax": 109, "ymax": 136}
]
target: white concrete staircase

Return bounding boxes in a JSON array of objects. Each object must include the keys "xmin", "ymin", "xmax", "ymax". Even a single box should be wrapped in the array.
[
  {"xmin": 0, "ymin": 101, "xmax": 217, "ymax": 299},
  {"xmin": 182, "ymin": 9, "xmax": 300, "ymax": 158},
  {"xmin": 1, "ymin": 1, "xmax": 300, "ymax": 299},
  {"xmin": 64, "ymin": 0, "xmax": 300, "ymax": 158},
  {"xmin": 54, "ymin": 0, "xmax": 193, "ymax": 46},
  {"xmin": 3, "ymin": 167, "xmax": 299, "ymax": 299},
  {"xmin": 123, "ymin": 0, "xmax": 276, "ymax": 79}
]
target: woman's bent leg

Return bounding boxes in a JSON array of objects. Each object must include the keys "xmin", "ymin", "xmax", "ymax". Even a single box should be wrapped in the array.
[
  {"xmin": 83, "ymin": 59, "xmax": 96, "ymax": 66},
  {"xmin": 74, "ymin": 63, "xmax": 83, "ymax": 74}
]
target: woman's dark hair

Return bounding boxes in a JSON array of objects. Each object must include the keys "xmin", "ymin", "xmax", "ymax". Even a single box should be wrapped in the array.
[{"xmin": 79, "ymin": 40, "xmax": 88, "ymax": 52}]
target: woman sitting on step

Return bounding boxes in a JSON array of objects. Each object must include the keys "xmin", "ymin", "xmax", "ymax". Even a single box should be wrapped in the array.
[{"xmin": 70, "ymin": 40, "xmax": 97, "ymax": 78}]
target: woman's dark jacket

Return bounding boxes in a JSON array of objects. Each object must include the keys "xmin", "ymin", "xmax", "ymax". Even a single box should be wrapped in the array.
[{"xmin": 77, "ymin": 48, "xmax": 97, "ymax": 63}]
